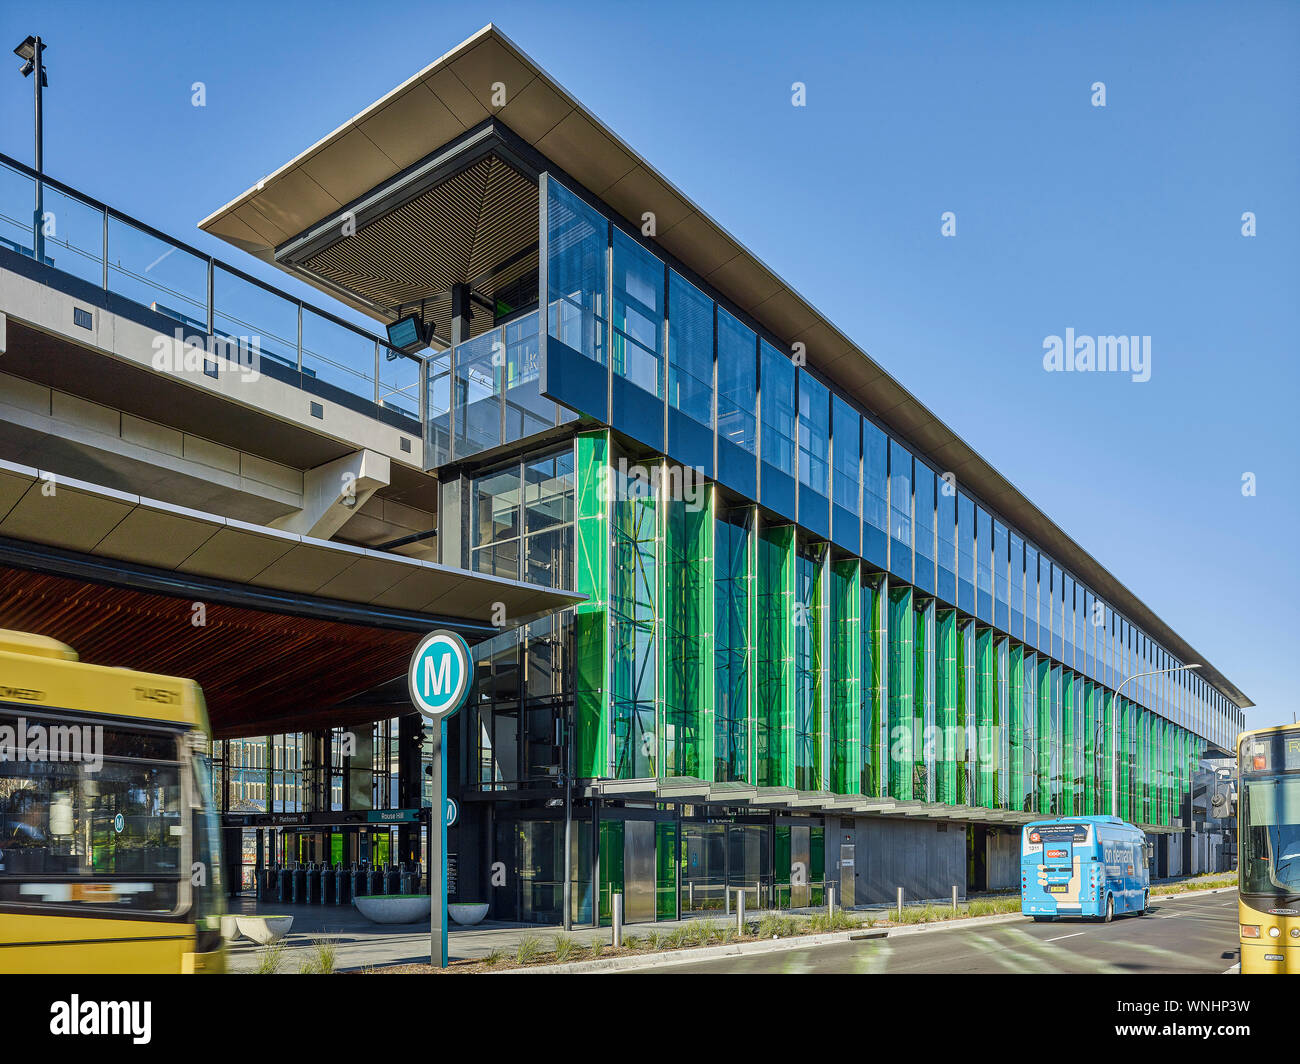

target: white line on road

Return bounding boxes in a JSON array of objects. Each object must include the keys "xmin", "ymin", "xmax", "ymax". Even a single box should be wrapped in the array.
[
  {"xmin": 1044, "ymin": 932, "xmax": 1084, "ymax": 942},
  {"xmin": 1223, "ymin": 963, "xmax": 1240, "ymax": 974}
]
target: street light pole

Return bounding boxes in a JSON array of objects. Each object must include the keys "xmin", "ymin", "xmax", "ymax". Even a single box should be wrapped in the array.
[
  {"xmin": 1099, "ymin": 663, "xmax": 1201, "ymax": 820},
  {"xmin": 14, "ymin": 35, "xmax": 47, "ymax": 264}
]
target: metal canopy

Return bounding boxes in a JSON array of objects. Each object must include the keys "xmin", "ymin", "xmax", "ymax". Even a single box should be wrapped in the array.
[
  {"xmin": 0, "ymin": 460, "xmax": 582, "ymax": 738},
  {"xmin": 198, "ymin": 23, "xmax": 1250, "ymax": 711},
  {"xmin": 0, "ymin": 458, "xmax": 579, "ymax": 624}
]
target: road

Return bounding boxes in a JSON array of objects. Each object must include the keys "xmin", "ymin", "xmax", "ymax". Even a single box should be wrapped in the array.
[{"xmin": 643, "ymin": 891, "xmax": 1239, "ymax": 974}]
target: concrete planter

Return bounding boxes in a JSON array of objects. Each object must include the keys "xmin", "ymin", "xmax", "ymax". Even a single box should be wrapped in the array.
[
  {"xmin": 448, "ymin": 902, "xmax": 490, "ymax": 926},
  {"xmin": 354, "ymin": 894, "xmax": 431, "ymax": 924},
  {"xmin": 236, "ymin": 915, "xmax": 294, "ymax": 945}
]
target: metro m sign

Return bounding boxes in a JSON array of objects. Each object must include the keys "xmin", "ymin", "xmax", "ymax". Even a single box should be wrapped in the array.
[{"xmin": 407, "ymin": 630, "xmax": 471, "ymax": 719}]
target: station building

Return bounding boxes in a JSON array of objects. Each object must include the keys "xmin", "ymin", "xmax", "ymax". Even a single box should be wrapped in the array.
[{"xmin": 0, "ymin": 25, "xmax": 1248, "ymax": 925}]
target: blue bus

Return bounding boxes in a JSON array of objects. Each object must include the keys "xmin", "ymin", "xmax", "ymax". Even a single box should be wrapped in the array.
[{"xmin": 1021, "ymin": 816, "xmax": 1150, "ymax": 922}]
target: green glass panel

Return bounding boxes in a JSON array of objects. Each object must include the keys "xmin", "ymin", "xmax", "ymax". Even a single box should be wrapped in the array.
[
  {"xmin": 976, "ymin": 628, "xmax": 994, "ymax": 808},
  {"xmin": 1036, "ymin": 656, "xmax": 1051, "ymax": 813},
  {"xmin": 756, "ymin": 523, "xmax": 795, "ymax": 787},
  {"xmin": 656, "ymin": 821, "xmax": 677, "ymax": 920},
  {"xmin": 829, "ymin": 558, "xmax": 861, "ymax": 794},
  {"xmin": 863, "ymin": 575, "xmax": 886, "ymax": 796},
  {"xmin": 794, "ymin": 538, "xmax": 826, "ymax": 791},
  {"xmin": 573, "ymin": 431, "xmax": 610, "ymax": 778},
  {"xmin": 597, "ymin": 819, "xmax": 624, "ymax": 926},
  {"xmin": 914, "ymin": 599, "xmax": 934, "ymax": 802},
  {"xmin": 1008, "ymin": 643, "xmax": 1025, "ymax": 810},
  {"xmin": 1063, "ymin": 672, "xmax": 1077, "ymax": 814},
  {"xmin": 662, "ymin": 485, "xmax": 711, "ymax": 778},
  {"xmin": 713, "ymin": 507, "xmax": 751, "ymax": 782},
  {"xmin": 611, "ymin": 455, "xmax": 658, "ymax": 779},
  {"xmin": 936, "ymin": 610, "xmax": 959, "ymax": 805},
  {"xmin": 887, "ymin": 584, "xmax": 914, "ymax": 801},
  {"xmin": 1083, "ymin": 681, "xmax": 1096, "ymax": 815}
]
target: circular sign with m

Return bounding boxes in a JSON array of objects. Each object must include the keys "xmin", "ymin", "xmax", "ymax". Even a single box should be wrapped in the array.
[{"xmin": 408, "ymin": 629, "xmax": 472, "ymax": 719}]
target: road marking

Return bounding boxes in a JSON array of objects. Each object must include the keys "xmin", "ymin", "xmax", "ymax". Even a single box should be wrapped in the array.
[
  {"xmin": 1044, "ymin": 932, "xmax": 1084, "ymax": 942},
  {"xmin": 1223, "ymin": 962, "xmax": 1240, "ymax": 974}
]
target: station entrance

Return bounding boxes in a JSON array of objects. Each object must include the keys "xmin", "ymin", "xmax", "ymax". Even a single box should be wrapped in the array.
[{"xmin": 224, "ymin": 811, "xmax": 436, "ymax": 906}]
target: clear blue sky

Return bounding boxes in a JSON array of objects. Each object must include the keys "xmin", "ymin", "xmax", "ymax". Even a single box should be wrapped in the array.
[{"xmin": 3, "ymin": 1, "xmax": 1296, "ymax": 733}]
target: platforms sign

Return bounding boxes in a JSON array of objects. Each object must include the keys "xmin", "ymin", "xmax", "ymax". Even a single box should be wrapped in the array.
[{"xmin": 407, "ymin": 630, "xmax": 471, "ymax": 719}]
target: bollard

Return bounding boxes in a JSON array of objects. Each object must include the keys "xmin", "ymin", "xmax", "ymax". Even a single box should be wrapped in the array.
[
  {"xmin": 725, "ymin": 886, "xmax": 730, "ymax": 916},
  {"xmin": 737, "ymin": 888, "xmax": 746, "ymax": 937},
  {"xmin": 952, "ymin": 885, "xmax": 959, "ymax": 914},
  {"xmin": 897, "ymin": 887, "xmax": 904, "ymax": 920},
  {"xmin": 612, "ymin": 892, "xmax": 624, "ymax": 948},
  {"xmin": 688, "ymin": 881, "xmax": 694, "ymax": 910},
  {"xmin": 828, "ymin": 882, "xmax": 836, "ymax": 917}
]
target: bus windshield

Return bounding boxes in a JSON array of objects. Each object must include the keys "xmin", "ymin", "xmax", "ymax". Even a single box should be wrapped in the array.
[
  {"xmin": 1240, "ymin": 774, "xmax": 1300, "ymax": 898},
  {"xmin": 0, "ymin": 708, "xmax": 187, "ymax": 913}
]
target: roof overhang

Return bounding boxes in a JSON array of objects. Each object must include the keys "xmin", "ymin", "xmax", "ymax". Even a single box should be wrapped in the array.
[
  {"xmin": 0, "ymin": 458, "xmax": 579, "ymax": 625},
  {"xmin": 0, "ymin": 460, "xmax": 582, "ymax": 737},
  {"xmin": 197, "ymin": 23, "xmax": 1251, "ymax": 711}
]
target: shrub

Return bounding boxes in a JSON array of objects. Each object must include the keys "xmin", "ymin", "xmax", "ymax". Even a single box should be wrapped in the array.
[
  {"xmin": 256, "ymin": 941, "xmax": 288, "ymax": 975},
  {"xmin": 665, "ymin": 927, "xmax": 691, "ymax": 949},
  {"xmin": 515, "ymin": 934, "xmax": 543, "ymax": 964},
  {"xmin": 302, "ymin": 936, "xmax": 338, "ymax": 974},
  {"xmin": 551, "ymin": 933, "xmax": 579, "ymax": 963},
  {"xmin": 483, "ymin": 947, "xmax": 507, "ymax": 967},
  {"xmin": 587, "ymin": 938, "xmax": 605, "ymax": 959}
]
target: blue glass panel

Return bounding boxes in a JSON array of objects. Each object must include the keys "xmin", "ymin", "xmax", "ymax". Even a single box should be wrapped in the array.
[
  {"xmin": 797, "ymin": 369, "xmax": 829, "ymax": 538},
  {"xmin": 957, "ymin": 493, "xmax": 975, "ymax": 615},
  {"xmin": 861, "ymin": 419, "xmax": 889, "ymax": 569},
  {"xmin": 976, "ymin": 506, "xmax": 993, "ymax": 623},
  {"xmin": 759, "ymin": 341, "xmax": 796, "ymax": 520},
  {"xmin": 453, "ymin": 331, "xmax": 502, "ymax": 460},
  {"xmin": 543, "ymin": 179, "xmax": 608, "ymax": 421},
  {"xmin": 1009, "ymin": 531, "xmax": 1025, "ymax": 643},
  {"xmin": 937, "ymin": 482, "xmax": 957, "ymax": 606},
  {"xmin": 830, "ymin": 396, "xmax": 860, "ymax": 553},
  {"xmin": 913, "ymin": 461, "xmax": 935, "ymax": 595},
  {"xmin": 715, "ymin": 307, "xmax": 757, "ymax": 499},
  {"xmin": 993, "ymin": 520, "xmax": 1009, "ymax": 633},
  {"xmin": 666, "ymin": 270, "xmax": 714, "ymax": 474},
  {"xmin": 888, "ymin": 439, "xmax": 912, "ymax": 581},
  {"xmin": 611, "ymin": 229, "xmax": 664, "ymax": 447},
  {"xmin": 503, "ymin": 311, "xmax": 553, "ymax": 442}
]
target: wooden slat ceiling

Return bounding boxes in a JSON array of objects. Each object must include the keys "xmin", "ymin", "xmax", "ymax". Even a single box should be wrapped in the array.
[
  {"xmin": 0, "ymin": 566, "xmax": 417, "ymax": 738},
  {"xmin": 303, "ymin": 154, "xmax": 538, "ymax": 341}
]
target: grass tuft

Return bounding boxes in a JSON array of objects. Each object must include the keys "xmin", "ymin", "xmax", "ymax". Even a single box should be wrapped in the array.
[{"xmin": 515, "ymin": 933, "xmax": 543, "ymax": 964}]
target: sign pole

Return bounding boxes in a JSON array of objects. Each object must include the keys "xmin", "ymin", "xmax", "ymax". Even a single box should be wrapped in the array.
[
  {"xmin": 406, "ymin": 629, "xmax": 471, "ymax": 973},
  {"xmin": 431, "ymin": 718, "xmax": 448, "ymax": 968}
]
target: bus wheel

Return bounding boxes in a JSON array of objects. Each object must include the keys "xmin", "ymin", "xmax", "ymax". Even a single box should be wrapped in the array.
[
  {"xmin": 1032, "ymin": 916, "xmax": 1053, "ymax": 923},
  {"xmin": 1103, "ymin": 895, "xmax": 1113, "ymax": 923},
  {"xmin": 1138, "ymin": 891, "xmax": 1149, "ymax": 915}
]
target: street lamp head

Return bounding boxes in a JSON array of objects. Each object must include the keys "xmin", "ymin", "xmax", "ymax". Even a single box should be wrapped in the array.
[
  {"xmin": 14, "ymin": 36, "xmax": 38, "ymax": 62},
  {"xmin": 1187, "ymin": 663, "xmax": 1202, "ymax": 670}
]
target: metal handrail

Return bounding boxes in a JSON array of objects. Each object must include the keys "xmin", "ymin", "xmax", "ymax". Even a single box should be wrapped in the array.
[{"xmin": 0, "ymin": 150, "xmax": 423, "ymax": 404}]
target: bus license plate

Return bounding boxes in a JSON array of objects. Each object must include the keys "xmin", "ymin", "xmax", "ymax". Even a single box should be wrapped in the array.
[{"xmin": 1045, "ymin": 885, "xmax": 1067, "ymax": 893}]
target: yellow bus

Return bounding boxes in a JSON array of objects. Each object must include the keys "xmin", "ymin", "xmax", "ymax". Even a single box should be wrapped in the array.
[
  {"xmin": 1237, "ymin": 722, "xmax": 1300, "ymax": 974},
  {"xmin": 0, "ymin": 629, "xmax": 225, "ymax": 973}
]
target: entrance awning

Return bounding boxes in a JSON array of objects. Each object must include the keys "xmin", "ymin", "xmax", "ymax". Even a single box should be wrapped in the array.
[{"xmin": 0, "ymin": 458, "xmax": 582, "ymax": 737}]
